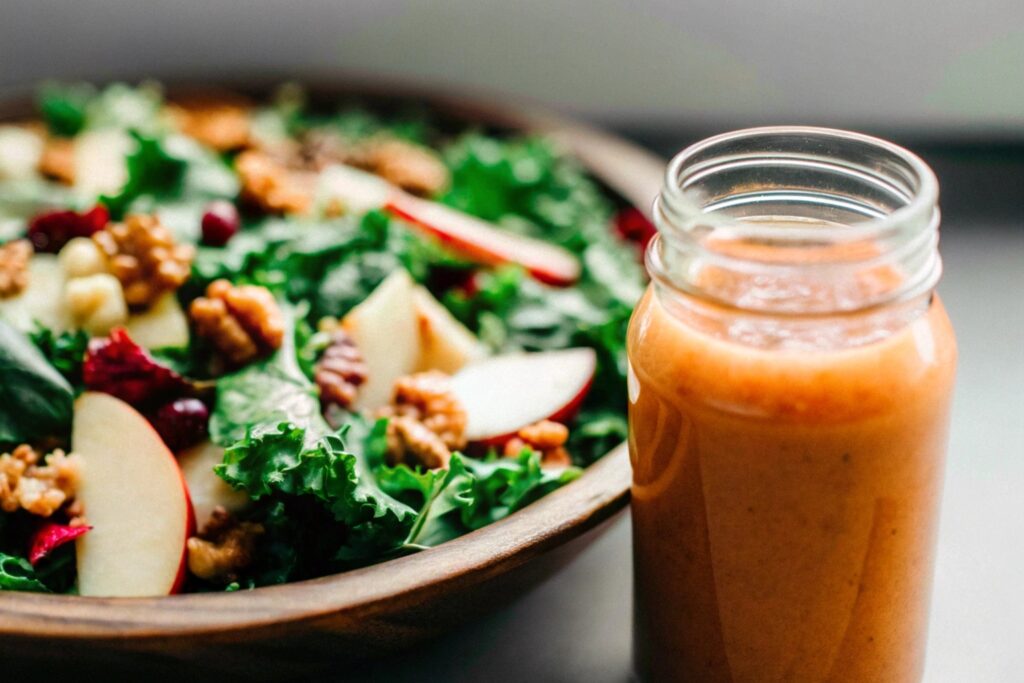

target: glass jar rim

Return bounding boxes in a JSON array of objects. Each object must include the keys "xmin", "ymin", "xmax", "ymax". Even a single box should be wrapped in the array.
[{"xmin": 659, "ymin": 125, "xmax": 940, "ymax": 245}]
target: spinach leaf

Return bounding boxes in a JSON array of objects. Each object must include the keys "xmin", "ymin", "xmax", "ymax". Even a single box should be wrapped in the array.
[
  {"xmin": 0, "ymin": 319, "xmax": 74, "ymax": 445},
  {"xmin": 208, "ymin": 305, "xmax": 322, "ymax": 446}
]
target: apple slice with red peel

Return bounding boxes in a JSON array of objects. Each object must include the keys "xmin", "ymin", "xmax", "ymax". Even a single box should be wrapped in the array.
[
  {"xmin": 342, "ymin": 270, "xmax": 420, "ymax": 411},
  {"xmin": 178, "ymin": 440, "xmax": 249, "ymax": 530},
  {"xmin": 73, "ymin": 392, "xmax": 194, "ymax": 596},
  {"xmin": 385, "ymin": 194, "xmax": 581, "ymax": 286},
  {"xmin": 451, "ymin": 348, "xmax": 596, "ymax": 445}
]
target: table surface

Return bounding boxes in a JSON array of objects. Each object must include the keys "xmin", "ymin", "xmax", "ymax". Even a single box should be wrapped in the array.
[{"xmin": 348, "ymin": 198, "xmax": 1024, "ymax": 679}]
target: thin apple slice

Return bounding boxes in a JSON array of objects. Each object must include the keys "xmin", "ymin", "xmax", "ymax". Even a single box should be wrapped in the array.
[
  {"xmin": 413, "ymin": 285, "xmax": 485, "ymax": 374},
  {"xmin": 451, "ymin": 348, "xmax": 596, "ymax": 444},
  {"xmin": 0, "ymin": 125, "xmax": 44, "ymax": 180},
  {"xmin": 178, "ymin": 440, "xmax": 249, "ymax": 530},
  {"xmin": 125, "ymin": 292, "xmax": 190, "ymax": 349},
  {"xmin": 0, "ymin": 254, "xmax": 70, "ymax": 332},
  {"xmin": 317, "ymin": 163, "xmax": 395, "ymax": 215},
  {"xmin": 342, "ymin": 269, "xmax": 420, "ymax": 411},
  {"xmin": 74, "ymin": 129, "xmax": 132, "ymax": 195},
  {"xmin": 385, "ymin": 194, "xmax": 581, "ymax": 286},
  {"xmin": 74, "ymin": 392, "xmax": 193, "ymax": 597}
]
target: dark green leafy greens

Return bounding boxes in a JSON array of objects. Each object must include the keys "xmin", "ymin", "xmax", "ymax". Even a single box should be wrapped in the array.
[
  {"xmin": 0, "ymin": 319, "xmax": 74, "ymax": 445},
  {"xmin": 29, "ymin": 326, "xmax": 90, "ymax": 393}
]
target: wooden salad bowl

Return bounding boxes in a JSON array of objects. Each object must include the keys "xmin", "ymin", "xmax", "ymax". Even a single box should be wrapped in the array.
[{"xmin": 0, "ymin": 80, "xmax": 665, "ymax": 681}]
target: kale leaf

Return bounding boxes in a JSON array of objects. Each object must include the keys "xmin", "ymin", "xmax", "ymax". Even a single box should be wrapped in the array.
[{"xmin": 29, "ymin": 326, "xmax": 89, "ymax": 394}]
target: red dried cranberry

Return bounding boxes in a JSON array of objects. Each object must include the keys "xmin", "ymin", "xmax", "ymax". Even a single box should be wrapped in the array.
[
  {"xmin": 27, "ymin": 205, "xmax": 109, "ymax": 253},
  {"xmin": 150, "ymin": 398, "xmax": 209, "ymax": 452},
  {"xmin": 613, "ymin": 207, "xmax": 657, "ymax": 252},
  {"xmin": 83, "ymin": 328, "xmax": 193, "ymax": 406},
  {"xmin": 29, "ymin": 522, "xmax": 92, "ymax": 565},
  {"xmin": 201, "ymin": 200, "xmax": 240, "ymax": 246}
]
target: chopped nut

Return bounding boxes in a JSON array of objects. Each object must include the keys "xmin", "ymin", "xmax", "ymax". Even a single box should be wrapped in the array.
[
  {"xmin": 386, "ymin": 416, "xmax": 452, "ymax": 470},
  {"xmin": 186, "ymin": 506, "xmax": 263, "ymax": 584},
  {"xmin": 314, "ymin": 328, "xmax": 368, "ymax": 409},
  {"xmin": 166, "ymin": 97, "xmax": 251, "ymax": 152},
  {"xmin": 190, "ymin": 279, "xmax": 284, "ymax": 365},
  {"xmin": 0, "ymin": 445, "xmax": 81, "ymax": 517},
  {"xmin": 360, "ymin": 138, "xmax": 449, "ymax": 197},
  {"xmin": 92, "ymin": 214, "xmax": 194, "ymax": 309},
  {"xmin": 0, "ymin": 239, "xmax": 32, "ymax": 298},
  {"xmin": 236, "ymin": 150, "xmax": 316, "ymax": 215},
  {"xmin": 504, "ymin": 420, "xmax": 573, "ymax": 469},
  {"xmin": 38, "ymin": 137, "xmax": 76, "ymax": 184},
  {"xmin": 377, "ymin": 371, "xmax": 467, "ymax": 470}
]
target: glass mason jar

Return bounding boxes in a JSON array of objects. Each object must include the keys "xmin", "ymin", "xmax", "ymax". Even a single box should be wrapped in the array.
[{"xmin": 627, "ymin": 127, "xmax": 957, "ymax": 683}]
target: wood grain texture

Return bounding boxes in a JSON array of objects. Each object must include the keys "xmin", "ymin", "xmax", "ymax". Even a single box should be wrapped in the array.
[{"xmin": 0, "ymin": 81, "xmax": 665, "ymax": 677}]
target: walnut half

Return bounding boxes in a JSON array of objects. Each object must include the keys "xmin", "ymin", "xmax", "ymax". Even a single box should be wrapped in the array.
[
  {"xmin": 0, "ymin": 445, "xmax": 82, "ymax": 517},
  {"xmin": 377, "ymin": 371, "xmax": 468, "ymax": 470},
  {"xmin": 190, "ymin": 279, "xmax": 284, "ymax": 366},
  {"xmin": 0, "ymin": 239, "xmax": 32, "ymax": 299},
  {"xmin": 186, "ymin": 506, "xmax": 264, "ymax": 584},
  {"xmin": 504, "ymin": 420, "xmax": 573, "ymax": 469}
]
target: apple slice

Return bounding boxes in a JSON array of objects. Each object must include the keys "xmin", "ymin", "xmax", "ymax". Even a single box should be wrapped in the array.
[
  {"xmin": 385, "ymin": 194, "xmax": 581, "ymax": 286},
  {"xmin": 0, "ymin": 125, "xmax": 44, "ymax": 180},
  {"xmin": 317, "ymin": 163, "xmax": 394, "ymax": 215},
  {"xmin": 125, "ymin": 292, "xmax": 190, "ymax": 349},
  {"xmin": 178, "ymin": 440, "xmax": 249, "ymax": 530},
  {"xmin": 74, "ymin": 129, "xmax": 132, "ymax": 195},
  {"xmin": 73, "ymin": 392, "xmax": 194, "ymax": 597},
  {"xmin": 451, "ymin": 348, "xmax": 596, "ymax": 444},
  {"xmin": 342, "ymin": 269, "xmax": 420, "ymax": 411},
  {"xmin": 0, "ymin": 254, "xmax": 70, "ymax": 332},
  {"xmin": 413, "ymin": 285, "xmax": 485, "ymax": 374}
]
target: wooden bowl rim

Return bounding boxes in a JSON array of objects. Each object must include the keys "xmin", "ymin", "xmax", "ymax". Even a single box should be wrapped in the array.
[{"xmin": 0, "ymin": 80, "xmax": 663, "ymax": 640}]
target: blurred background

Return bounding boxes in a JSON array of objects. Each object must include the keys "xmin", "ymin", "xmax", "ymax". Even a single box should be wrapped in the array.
[{"xmin": 2, "ymin": 2, "xmax": 1020, "ymax": 681}]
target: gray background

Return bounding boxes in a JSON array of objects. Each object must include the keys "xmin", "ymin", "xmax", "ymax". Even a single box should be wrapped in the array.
[
  {"xmin": 1, "ymin": 1, "xmax": 1021, "ymax": 680},
  {"xmin": 1, "ymin": 0, "xmax": 1024, "ymax": 136}
]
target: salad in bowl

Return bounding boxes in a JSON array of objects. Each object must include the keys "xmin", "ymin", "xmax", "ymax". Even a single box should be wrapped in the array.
[{"xmin": 0, "ymin": 82, "xmax": 646, "ymax": 597}]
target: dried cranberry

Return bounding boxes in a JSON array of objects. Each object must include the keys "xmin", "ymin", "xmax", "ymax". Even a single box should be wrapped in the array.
[
  {"xmin": 613, "ymin": 207, "xmax": 657, "ymax": 252},
  {"xmin": 27, "ymin": 205, "xmax": 109, "ymax": 253},
  {"xmin": 150, "ymin": 398, "xmax": 209, "ymax": 452},
  {"xmin": 28, "ymin": 522, "xmax": 91, "ymax": 565},
  {"xmin": 201, "ymin": 200, "xmax": 240, "ymax": 246},
  {"xmin": 83, "ymin": 328, "xmax": 193, "ymax": 406}
]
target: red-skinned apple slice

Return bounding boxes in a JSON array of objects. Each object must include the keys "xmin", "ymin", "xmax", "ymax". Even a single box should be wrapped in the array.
[
  {"xmin": 385, "ymin": 194, "xmax": 581, "ymax": 286},
  {"xmin": 451, "ymin": 348, "xmax": 596, "ymax": 445},
  {"xmin": 178, "ymin": 440, "xmax": 249, "ymax": 530},
  {"xmin": 73, "ymin": 392, "xmax": 195, "ymax": 597}
]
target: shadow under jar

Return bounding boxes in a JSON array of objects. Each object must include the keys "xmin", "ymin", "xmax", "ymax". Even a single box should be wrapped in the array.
[{"xmin": 627, "ymin": 127, "xmax": 957, "ymax": 682}]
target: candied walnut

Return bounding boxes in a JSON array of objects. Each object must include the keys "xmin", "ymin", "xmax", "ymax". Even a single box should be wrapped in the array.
[
  {"xmin": 0, "ymin": 445, "xmax": 82, "ymax": 517},
  {"xmin": 0, "ymin": 239, "xmax": 32, "ymax": 298},
  {"xmin": 360, "ymin": 138, "xmax": 450, "ymax": 197},
  {"xmin": 504, "ymin": 420, "xmax": 573, "ymax": 469},
  {"xmin": 190, "ymin": 279, "xmax": 284, "ymax": 365},
  {"xmin": 315, "ymin": 328, "xmax": 367, "ymax": 409},
  {"xmin": 385, "ymin": 416, "xmax": 452, "ymax": 470},
  {"xmin": 167, "ymin": 96, "xmax": 251, "ymax": 152},
  {"xmin": 377, "ymin": 371, "xmax": 467, "ymax": 470},
  {"xmin": 38, "ymin": 137, "xmax": 76, "ymax": 184},
  {"xmin": 236, "ymin": 150, "xmax": 316, "ymax": 215},
  {"xmin": 92, "ymin": 214, "xmax": 194, "ymax": 309},
  {"xmin": 186, "ymin": 506, "xmax": 263, "ymax": 584}
]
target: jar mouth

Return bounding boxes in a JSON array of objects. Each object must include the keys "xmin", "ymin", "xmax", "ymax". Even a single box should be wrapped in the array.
[
  {"xmin": 651, "ymin": 126, "xmax": 943, "ymax": 317},
  {"xmin": 658, "ymin": 126, "xmax": 939, "ymax": 248}
]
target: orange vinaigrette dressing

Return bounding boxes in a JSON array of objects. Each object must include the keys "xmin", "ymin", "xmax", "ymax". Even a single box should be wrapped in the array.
[{"xmin": 628, "ymin": 129, "xmax": 957, "ymax": 683}]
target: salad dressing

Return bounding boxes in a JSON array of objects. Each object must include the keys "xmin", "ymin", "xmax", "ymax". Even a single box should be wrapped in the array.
[{"xmin": 628, "ymin": 128, "xmax": 956, "ymax": 682}]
